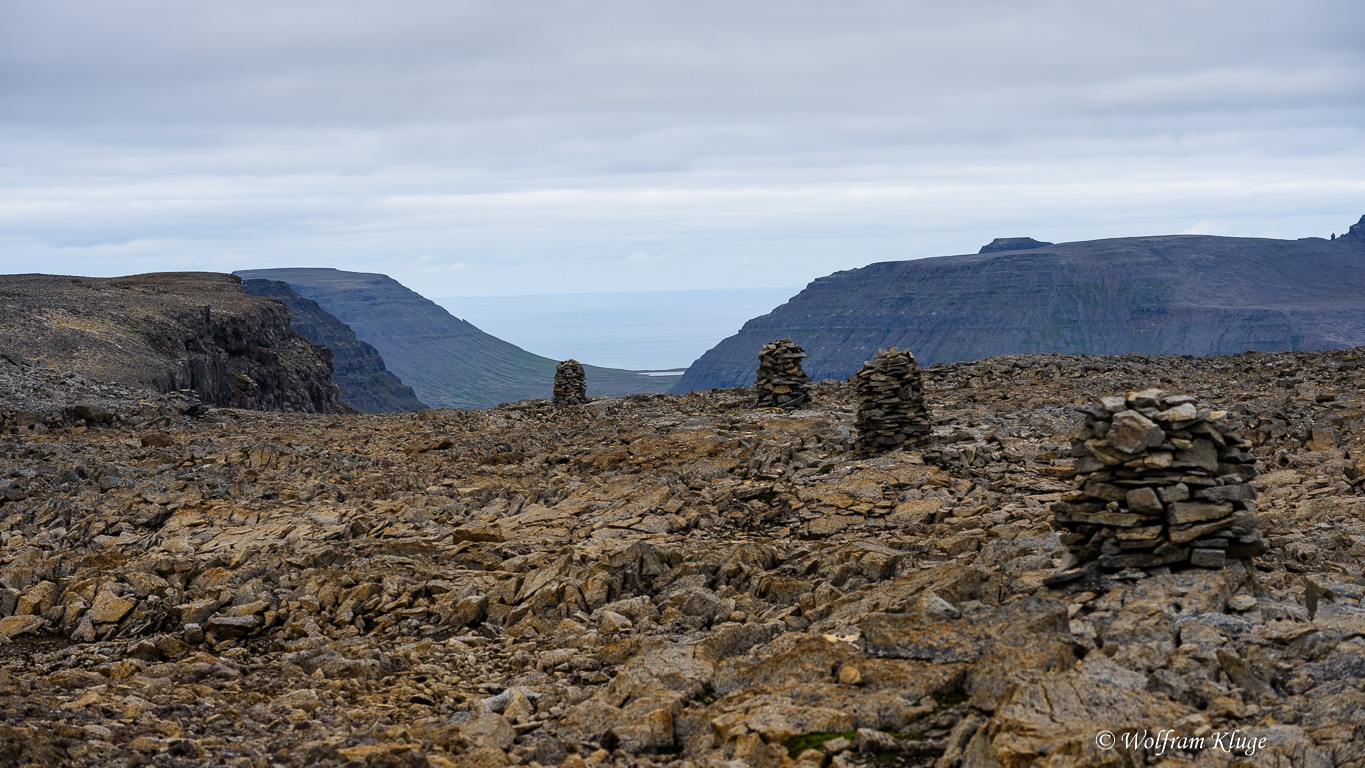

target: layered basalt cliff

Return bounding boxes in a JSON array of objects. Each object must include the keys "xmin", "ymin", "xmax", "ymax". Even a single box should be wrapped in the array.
[
  {"xmin": 242, "ymin": 278, "xmax": 427, "ymax": 413},
  {"xmin": 0, "ymin": 272, "xmax": 347, "ymax": 414},
  {"xmin": 676, "ymin": 218, "xmax": 1365, "ymax": 391}
]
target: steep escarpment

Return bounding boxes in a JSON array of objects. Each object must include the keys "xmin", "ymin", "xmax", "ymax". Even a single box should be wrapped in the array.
[
  {"xmin": 0, "ymin": 272, "xmax": 347, "ymax": 413},
  {"xmin": 676, "ymin": 219, "xmax": 1365, "ymax": 390},
  {"xmin": 242, "ymin": 279, "xmax": 427, "ymax": 413},
  {"xmin": 235, "ymin": 268, "xmax": 674, "ymax": 409}
]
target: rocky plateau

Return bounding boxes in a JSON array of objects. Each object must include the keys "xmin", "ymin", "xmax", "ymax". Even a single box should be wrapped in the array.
[
  {"xmin": 0, "ymin": 273, "xmax": 347, "ymax": 415},
  {"xmin": 1, "ymin": 348, "xmax": 1364, "ymax": 767}
]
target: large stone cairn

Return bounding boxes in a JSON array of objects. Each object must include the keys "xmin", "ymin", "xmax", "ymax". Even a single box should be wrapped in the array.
[
  {"xmin": 553, "ymin": 359, "xmax": 588, "ymax": 405},
  {"xmin": 1052, "ymin": 389, "xmax": 1265, "ymax": 572},
  {"xmin": 853, "ymin": 347, "xmax": 931, "ymax": 454},
  {"xmin": 754, "ymin": 338, "xmax": 812, "ymax": 409}
]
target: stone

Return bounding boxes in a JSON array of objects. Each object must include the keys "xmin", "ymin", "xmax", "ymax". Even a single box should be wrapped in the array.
[
  {"xmin": 464, "ymin": 713, "xmax": 516, "ymax": 751},
  {"xmin": 205, "ymin": 615, "xmax": 261, "ymax": 637},
  {"xmin": 16, "ymin": 581, "xmax": 56, "ymax": 615},
  {"xmin": 1104, "ymin": 410, "xmax": 1165, "ymax": 454},
  {"xmin": 0, "ymin": 615, "xmax": 44, "ymax": 639},
  {"xmin": 88, "ymin": 588, "xmax": 137, "ymax": 624},
  {"xmin": 1154, "ymin": 403, "xmax": 1199, "ymax": 422},
  {"xmin": 1125, "ymin": 487, "xmax": 1162, "ymax": 515},
  {"xmin": 1168, "ymin": 501, "xmax": 1234, "ymax": 525},
  {"xmin": 855, "ymin": 727, "xmax": 899, "ymax": 753}
]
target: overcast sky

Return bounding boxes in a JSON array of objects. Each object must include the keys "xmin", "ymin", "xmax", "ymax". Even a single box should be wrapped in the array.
[{"xmin": 2, "ymin": 1, "xmax": 1363, "ymax": 296}]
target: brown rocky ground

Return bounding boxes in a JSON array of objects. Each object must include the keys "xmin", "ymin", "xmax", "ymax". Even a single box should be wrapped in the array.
[
  {"xmin": 0, "ymin": 272, "xmax": 346, "ymax": 414},
  {"xmin": 1, "ymin": 349, "xmax": 1363, "ymax": 767}
]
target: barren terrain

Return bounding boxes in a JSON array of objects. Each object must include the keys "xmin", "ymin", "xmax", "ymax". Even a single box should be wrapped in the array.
[{"xmin": 2, "ymin": 349, "xmax": 1363, "ymax": 767}]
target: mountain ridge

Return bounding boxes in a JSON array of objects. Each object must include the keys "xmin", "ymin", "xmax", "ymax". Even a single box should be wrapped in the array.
[
  {"xmin": 234, "ymin": 267, "xmax": 677, "ymax": 409},
  {"xmin": 675, "ymin": 217, "xmax": 1365, "ymax": 391},
  {"xmin": 241, "ymin": 278, "xmax": 428, "ymax": 413}
]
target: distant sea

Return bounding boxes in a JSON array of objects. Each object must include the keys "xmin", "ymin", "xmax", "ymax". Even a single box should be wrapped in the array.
[{"xmin": 434, "ymin": 288, "xmax": 800, "ymax": 371}]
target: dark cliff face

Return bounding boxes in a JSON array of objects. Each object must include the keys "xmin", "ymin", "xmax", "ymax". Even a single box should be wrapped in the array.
[
  {"xmin": 674, "ymin": 226, "xmax": 1365, "ymax": 391},
  {"xmin": 234, "ymin": 267, "xmax": 674, "ymax": 409},
  {"xmin": 0, "ymin": 272, "xmax": 348, "ymax": 413},
  {"xmin": 241, "ymin": 279, "xmax": 427, "ymax": 413}
]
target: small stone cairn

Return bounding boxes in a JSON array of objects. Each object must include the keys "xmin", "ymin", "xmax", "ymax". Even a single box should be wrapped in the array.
[
  {"xmin": 853, "ymin": 347, "xmax": 931, "ymax": 454},
  {"xmin": 1051, "ymin": 389, "xmax": 1264, "ymax": 573},
  {"xmin": 553, "ymin": 360, "xmax": 588, "ymax": 405},
  {"xmin": 754, "ymin": 338, "xmax": 812, "ymax": 410}
]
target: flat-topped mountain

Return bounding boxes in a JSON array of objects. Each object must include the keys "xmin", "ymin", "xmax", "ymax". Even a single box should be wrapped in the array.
[
  {"xmin": 676, "ymin": 216, "xmax": 1365, "ymax": 391},
  {"xmin": 0, "ymin": 272, "xmax": 347, "ymax": 413},
  {"xmin": 235, "ymin": 268, "xmax": 676, "ymax": 409},
  {"xmin": 241, "ymin": 278, "xmax": 427, "ymax": 413}
]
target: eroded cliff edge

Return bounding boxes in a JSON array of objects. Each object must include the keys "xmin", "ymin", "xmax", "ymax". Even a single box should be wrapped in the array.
[
  {"xmin": 241, "ymin": 278, "xmax": 426, "ymax": 413},
  {"xmin": 0, "ymin": 272, "xmax": 347, "ymax": 414}
]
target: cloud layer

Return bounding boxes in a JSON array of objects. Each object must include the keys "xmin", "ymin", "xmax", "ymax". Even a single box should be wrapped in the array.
[{"xmin": 3, "ymin": 0, "xmax": 1363, "ymax": 294}]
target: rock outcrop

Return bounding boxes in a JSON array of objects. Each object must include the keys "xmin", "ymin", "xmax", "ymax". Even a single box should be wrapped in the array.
[
  {"xmin": 2, "ymin": 347, "xmax": 1364, "ymax": 766},
  {"xmin": 241, "ymin": 278, "xmax": 427, "ymax": 413},
  {"xmin": 754, "ymin": 338, "xmax": 811, "ymax": 409},
  {"xmin": 0, "ymin": 272, "xmax": 347, "ymax": 413},
  {"xmin": 674, "ymin": 215, "xmax": 1365, "ymax": 391},
  {"xmin": 235, "ymin": 268, "xmax": 676, "ymax": 409},
  {"xmin": 1346, "ymin": 213, "xmax": 1365, "ymax": 240},
  {"xmin": 553, "ymin": 359, "xmax": 588, "ymax": 405},
  {"xmin": 978, "ymin": 236, "xmax": 1053, "ymax": 253}
]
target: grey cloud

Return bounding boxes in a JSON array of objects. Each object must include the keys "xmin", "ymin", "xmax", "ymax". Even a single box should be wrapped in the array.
[{"xmin": 1, "ymin": 0, "xmax": 1363, "ymax": 292}]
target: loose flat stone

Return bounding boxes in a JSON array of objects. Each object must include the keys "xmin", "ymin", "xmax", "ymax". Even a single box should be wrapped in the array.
[
  {"xmin": 0, "ymin": 615, "xmax": 45, "ymax": 639},
  {"xmin": 1099, "ymin": 548, "xmax": 1189, "ymax": 569},
  {"xmin": 205, "ymin": 615, "xmax": 261, "ymax": 637},
  {"xmin": 88, "ymin": 589, "xmax": 137, "ymax": 624},
  {"xmin": 1168, "ymin": 501, "xmax": 1233, "ymax": 525},
  {"xmin": 1067, "ymin": 509, "xmax": 1158, "ymax": 527},
  {"xmin": 1168, "ymin": 518, "xmax": 1233, "ymax": 543},
  {"xmin": 1154, "ymin": 403, "xmax": 1199, "ymax": 422},
  {"xmin": 1174, "ymin": 439, "xmax": 1219, "ymax": 472},
  {"xmin": 1115, "ymin": 523, "xmax": 1164, "ymax": 541},
  {"xmin": 1194, "ymin": 483, "xmax": 1256, "ymax": 502},
  {"xmin": 1104, "ymin": 411, "xmax": 1165, "ymax": 454},
  {"xmin": 1126, "ymin": 389, "xmax": 1166, "ymax": 408}
]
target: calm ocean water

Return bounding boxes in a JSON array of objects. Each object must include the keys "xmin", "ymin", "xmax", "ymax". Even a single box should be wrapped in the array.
[{"xmin": 435, "ymin": 288, "xmax": 800, "ymax": 371}]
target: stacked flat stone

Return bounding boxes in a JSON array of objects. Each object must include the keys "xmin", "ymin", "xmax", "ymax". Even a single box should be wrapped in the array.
[
  {"xmin": 553, "ymin": 360, "xmax": 588, "ymax": 405},
  {"xmin": 853, "ymin": 347, "xmax": 931, "ymax": 454},
  {"xmin": 1052, "ymin": 389, "xmax": 1264, "ymax": 572},
  {"xmin": 754, "ymin": 338, "xmax": 812, "ymax": 410}
]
